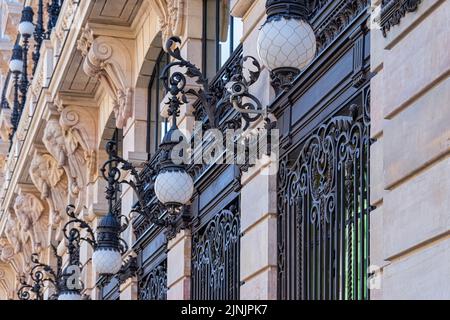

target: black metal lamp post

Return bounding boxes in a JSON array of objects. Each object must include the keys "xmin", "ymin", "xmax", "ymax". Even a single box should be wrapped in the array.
[
  {"xmin": 57, "ymin": 205, "xmax": 99, "ymax": 300},
  {"xmin": 257, "ymin": 0, "xmax": 317, "ymax": 93},
  {"xmin": 18, "ymin": 6, "xmax": 35, "ymax": 113},
  {"xmin": 33, "ymin": 0, "xmax": 45, "ymax": 75},
  {"xmin": 47, "ymin": 0, "xmax": 63, "ymax": 39},
  {"xmin": 9, "ymin": 45, "xmax": 23, "ymax": 143}
]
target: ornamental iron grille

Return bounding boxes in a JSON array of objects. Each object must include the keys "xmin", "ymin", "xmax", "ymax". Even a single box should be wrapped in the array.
[
  {"xmin": 278, "ymin": 93, "xmax": 371, "ymax": 300},
  {"xmin": 138, "ymin": 260, "xmax": 167, "ymax": 300},
  {"xmin": 191, "ymin": 202, "xmax": 240, "ymax": 300}
]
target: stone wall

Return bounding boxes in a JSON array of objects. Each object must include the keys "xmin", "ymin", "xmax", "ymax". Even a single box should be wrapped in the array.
[{"xmin": 370, "ymin": 0, "xmax": 450, "ymax": 300}]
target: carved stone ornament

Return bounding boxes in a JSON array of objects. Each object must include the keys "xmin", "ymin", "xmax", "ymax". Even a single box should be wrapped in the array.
[
  {"xmin": 4, "ymin": 213, "xmax": 22, "ymax": 256},
  {"xmin": 3, "ymin": 211, "xmax": 32, "ymax": 277},
  {"xmin": 77, "ymin": 27, "xmax": 134, "ymax": 129},
  {"xmin": 0, "ymin": 108, "xmax": 12, "ymax": 142},
  {"xmin": 13, "ymin": 193, "xmax": 48, "ymax": 254},
  {"xmin": 29, "ymin": 150, "xmax": 69, "ymax": 228},
  {"xmin": 148, "ymin": 0, "xmax": 185, "ymax": 46},
  {"xmin": 0, "ymin": 238, "xmax": 15, "ymax": 263},
  {"xmin": 43, "ymin": 107, "xmax": 97, "ymax": 212}
]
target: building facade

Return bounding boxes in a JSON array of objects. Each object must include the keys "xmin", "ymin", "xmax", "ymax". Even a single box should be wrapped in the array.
[{"xmin": 0, "ymin": 0, "xmax": 448, "ymax": 300}]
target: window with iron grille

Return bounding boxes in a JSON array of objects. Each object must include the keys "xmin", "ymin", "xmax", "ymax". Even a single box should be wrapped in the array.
[
  {"xmin": 191, "ymin": 201, "xmax": 240, "ymax": 300},
  {"xmin": 277, "ymin": 90, "xmax": 371, "ymax": 300},
  {"xmin": 138, "ymin": 260, "xmax": 167, "ymax": 300}
]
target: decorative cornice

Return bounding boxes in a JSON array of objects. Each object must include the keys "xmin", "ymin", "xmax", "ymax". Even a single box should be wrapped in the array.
[
  {"xmin": 315, "ymin": 0, "xmax": 370, "ymax": 53},
  {"xmin": 380, "ymin": 0, "xmax": 422, "ymax": 37}
]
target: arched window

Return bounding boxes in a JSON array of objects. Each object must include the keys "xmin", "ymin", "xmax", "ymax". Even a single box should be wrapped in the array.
[
  {"xmin": 147, "ymin": 50, "xmax": 170, "ymax": 155},
  {"xmin": 203, "ymin": 0, "xmax": 243, "ymax": 81}
]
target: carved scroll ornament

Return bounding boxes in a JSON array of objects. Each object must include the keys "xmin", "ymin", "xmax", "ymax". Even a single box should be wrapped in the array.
[{"xmin": 77, "ymin": 28, "xmax": 134, "ymax": 129}]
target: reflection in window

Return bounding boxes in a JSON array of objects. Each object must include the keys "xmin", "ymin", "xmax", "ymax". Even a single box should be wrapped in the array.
[
  {"xmin": 147, "ymin": 50, "xmax": 170, "ymax": 155},
  {"xmin": 203, "ymin": 0, "xmax": 243, "ymax": 81}
]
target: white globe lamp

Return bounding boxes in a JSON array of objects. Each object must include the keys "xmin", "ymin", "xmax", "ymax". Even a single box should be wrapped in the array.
[{"xmin": 257, "ymin": 0, "xmax": 317, "ymax": 92}]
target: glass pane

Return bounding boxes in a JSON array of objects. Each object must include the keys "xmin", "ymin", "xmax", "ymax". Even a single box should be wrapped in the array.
[
  {"xmin": 148, "ymin": 52, "xmax": 169, "ymax": 154},
  {"xmin": 218, "ymin": 0, "xmax": 230, "ymax": 67},
  {"xmin": 232, "ymin": 17, "xmax": 243, "ymax": 51}
]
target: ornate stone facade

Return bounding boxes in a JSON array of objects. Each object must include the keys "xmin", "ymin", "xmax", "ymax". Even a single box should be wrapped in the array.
[{"xmin": 0, "ymin": 0, "xmax": 447, "ymax": 301}]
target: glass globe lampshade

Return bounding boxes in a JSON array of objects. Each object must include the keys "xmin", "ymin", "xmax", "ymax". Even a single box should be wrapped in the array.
[
  {"xmin": 92, "ymin": 213, "xmax": 123, "ymax": 275},
  {"xmin": 257, "ymin": 17, "xmax": 316, "ymax": 73},
  {"xmin": 19, "ymin": 6, "xmax": 35, "ymax": 37},
  {"xmin": 92, "ymin": 248, "xmax": 123, "ymax": 275},
  {"xmin": 154, "ymin": 168, "xmax": 194, "ymax": 210},
  {"xmin": 58, "ymin": 292, "xmax": 82, "ymax": 301},
  {"xmin": 9, "ymin": 45, "xmax": 23, "ymax": 74}
]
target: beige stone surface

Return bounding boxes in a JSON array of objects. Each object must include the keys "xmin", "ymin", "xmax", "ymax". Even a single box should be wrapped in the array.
[
  {"xmin": 120, "ymin": 279, "xmax": 138, "ymax": 300},
  {"xmin": 240, "ymin": 216, "xmax": 277, "ymax": 282},
  {"xmin": 383, "ymin": 0, "xmax": 445, "ymax": 50},
  {"xmin": 241, "ymin": 172, "xmax": 277, "ymax": 233},
  {"xmin": 370, "ymin": 69, "xmax": 384, "ymax": 139},
  {"xmin": 384, "ymin": 76, "xmax": 450, "ymax": 188},
  {"xmin": 383, "ymin": 0, "xmax": 450, "ymax": 118},
  {"xmin": 381, "ymin": 237, "xmax": 450, "ymax": 300},
  {"xmin": 370, "ymin": 206, "xmax": 387, "ymax": 268},
  {"xmin": 167, "ymin": 278, "xmax": 191, "ymax": 300},
  {"xmin": 370, "ymin": 139, "xmax": 384, "ymax": 206},
  {"xmin": 241, "ymin": 3, "xmax": 264, "ymax": 52},
  {"xmin": 383, "ymin": 157, "xmax": 450, "ymax": 259},
  {"xmin": 167, "ymin": 231, "xmax": 192, "ymax": 288},
  {"xmin": 240, "ymin": 267, "xmax": 277, "ymax": 300}
]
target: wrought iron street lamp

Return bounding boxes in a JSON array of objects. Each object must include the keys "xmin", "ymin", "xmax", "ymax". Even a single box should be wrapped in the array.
[
  {"xmin": 58, "ymin": 205, "xmax": 98, "ymax": 300},
  {"xmin": 18, "ymin": 205, "xmax": 96, "ymax": 300},
  {"xmin": 47, "ymin": 0, "xmax": 62, "ymax": 39},
  {"xmin": 89, "ymin": 36, "xmax": 264, "ymax": 278},
  {"xmin": 9, "ymin": 44, "xmax": 23, "ymax": 142},
  {"xmin": 33, "ymin": 0, "xmax": 46, "ymax": 75},
  {"xmin": 257, "ymin": 0, "xmax": 317, "ymax": 93},
  {"xmin": 91, "ymin": 140, "xmax": 133, "ymax": 275},
  {"xmin": 91, "ymin": 1, "xmax": 318, "ymax": 278},
  {"xmin": 19, "ymin": 6, "xmax": 35, "ymax": 112}
]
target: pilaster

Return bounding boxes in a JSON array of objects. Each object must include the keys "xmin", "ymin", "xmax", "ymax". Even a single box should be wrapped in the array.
[{"xmin": 167, "ymin": 229, "xmax": 192, "ymax": 300}]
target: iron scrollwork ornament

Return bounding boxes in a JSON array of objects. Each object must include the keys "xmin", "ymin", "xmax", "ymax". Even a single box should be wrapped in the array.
[
  {"xmin": 161, "ymin": 37, "xmax": 266, "ymax": 130},
  {"xmin": 101, "ymin": 139, "xmax": 191, "ymax": 239},
  {"xmin": 18, "ymin": 247, "xmax": 62, "ymax": 300},
  {"xmin": 101, "ymin": 140, "xmax": 169, "ymax": 231},
  {"xmin": 191, "ymin": 205, "xmax": 240, "ymax": 300}
]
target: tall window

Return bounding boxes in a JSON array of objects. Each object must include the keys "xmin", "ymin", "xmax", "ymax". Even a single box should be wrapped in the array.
[
  {"xmin": 277, "ymin": 98, "xmax": 370, "ymax": 301},
  {"xmin": 203, "ymin": 0, "xmax": 243, "ymax": 81},
  {"xmin": 191, "ymin": 201, "xmax": 240, "ymax": 300},
  {"xmin": 147, "ymin": 50, "xmax": 170, "ymax": 155}
]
